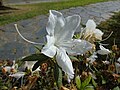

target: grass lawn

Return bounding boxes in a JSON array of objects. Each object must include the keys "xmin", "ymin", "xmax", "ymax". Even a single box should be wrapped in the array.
[{"xmin": 0, "ymin": 0, "xmax": 113, "ymax": 26}]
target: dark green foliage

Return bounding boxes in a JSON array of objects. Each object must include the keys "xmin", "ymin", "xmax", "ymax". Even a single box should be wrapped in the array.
[
  {"xmin": 21, "ymin": 53, "xmax": 50, "ymax": 61},
  {"xmin": 81, "ymin": 75, "xmax": 92, "ymax": 89},
  {"xmin": 21, "ymin": 53, "xmax": 50, "ymax": 71},
  {"xmin": 98, "ymin": 12, "xmax": 120, "ymax": 48},
  {"xmin": 54, "ymin": 64, "xmax": 62, "ymax": 89}
]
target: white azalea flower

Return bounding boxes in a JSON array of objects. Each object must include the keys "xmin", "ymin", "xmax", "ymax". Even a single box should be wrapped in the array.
[
  {"xmin": 15, "ymin": 10, "xmax": 92, "ymax": 82},
  {"xmin": 84, "ymin": 19, "xmax": 103, "ymax": 40},
  {"xmin": 9, "ymin": 72, "xmax": 25, "ymax": 80},
  {"xmin": 97, "ymin": 45, "xmax": 111, "ymax": 55},
  {"xmin": 88, "ymin": 52, "xmax": 97, "ymax": 64},
  {"xmin": 41, "ymin": 10, "xmax": 92, "ymax": 81}
]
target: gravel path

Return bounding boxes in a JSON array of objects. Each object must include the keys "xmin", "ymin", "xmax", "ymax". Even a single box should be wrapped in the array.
[{"xmin": 0, "ymin": 1, "xmax": 120, "ymax": 60}]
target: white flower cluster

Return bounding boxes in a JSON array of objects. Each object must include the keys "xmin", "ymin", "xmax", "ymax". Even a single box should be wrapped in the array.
[
  {"xmin": 15, "ymin": 10, "xmax": 112, "ymax": 82},
  {"xmin": 2, "ymin": 61, "xmax": 39, "ymax": 80}
]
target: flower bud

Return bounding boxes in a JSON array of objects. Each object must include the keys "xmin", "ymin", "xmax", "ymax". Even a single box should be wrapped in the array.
[
  {"xmin": 112, "ymin": 45, "xmax": 118, "ymax": 51},
  {"xmin": 2, "ymin": 67, "xmax": 7, "ymax": 74}
]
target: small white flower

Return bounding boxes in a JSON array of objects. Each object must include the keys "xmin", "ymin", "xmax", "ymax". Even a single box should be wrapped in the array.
[
  {"xmin": 9, "ymin": 72, "xmax": 25, "ymax": 80},
  {"xmin": 24, "ymin": 61, "xmax": 40, "ymax": 72},
  {"xmin": 24, "ymin": 61, "xmax": 36, "ymax": 70},
  {"xmin": 12, "ymin": 60, "xmax": 18, "ymax": 70},
  {"xmin": 3, "ymin": 66, "xmax": 12, "ymax": 73},
  {"xmin": 3, "ymin": 60, "xmax": 18, "ymax": 73},
  {"xmin": 102, "ymin": 61, "xmax": 110, "ymax": 64},
  {"xmin": 115, "ymin": 57, "xmax": 120, "ymax": 74},
  {"xmin": 88, "ymin": 52, "xmax": 97, "ymax": 64},
  {"xmin": 97, "ymin": 45, "xmax": 111, "ymax": 55},
  {"xmin": 115, "ymin": 63, "xmax": 120, "ymax": 74},
  {"xmin": 84, "ymin": 19, "xmax": 103, "ymax": 40}
]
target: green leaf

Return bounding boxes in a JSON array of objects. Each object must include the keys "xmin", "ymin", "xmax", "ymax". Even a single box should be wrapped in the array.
[
  {"xmin": 1, "ymin": 86, "xmax": 8, "ymax": 89},
  {"xmin": 117, "ymin": 77, "xmax": 120, "ymax": 83},
  {"xmin": 113, "ymin": 86, "xmax": 120, "ymax": 90},
  {"xmin": 32, "ymin": 60, "xmax": 41, "ymax": 71},
  {"xmin": 69, "ymin": 56, "xmax": 79, "ymax": 62},
  {"xmin": 101, "ymin": 76, "xmax": 106, "ymax": 84},
  {"xmin": 21, "ymin": 53, "xmax": 50, "ymax": 61},
  {"xmin": 92, "ymin": 78, "xmax": 97, "ymax": 87},
  {"xmin": 35, "ymin": 45, "xmax": 43, "ymax": 52},
  {"xmin": 102, "ymin": 79, "xmax": 106, "ymax": 84},
  {"xmin": 75, "ymin": 75, "xmax": 81, "ymax": 90},
  {"xmin": 54, "ymin": 64, "xmax": 62, "ymax": 89},
  {"xmin": 84, "ymin": 85, "xmax": 95, "ymax": 90},
  {"xmin": 21, "ymin": 53, "xmax": 50, "ymax": 71},
  {"xmin": 81, "ymin": 75, "xmax": 92, "ymax": 89},
  {"xmin": 74, "ymin": 33, "xmax": 81, "ymax": 39}
]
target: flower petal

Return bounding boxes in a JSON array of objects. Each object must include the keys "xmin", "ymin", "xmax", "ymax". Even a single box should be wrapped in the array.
[
  {"xmin": 86, "ymin": 19, "xmax": 96, "ymax": 30},
  {"xmin": 56, "ymin": 15, "xmax": 81, "ymax": 42},
  {"xmin": 117, "ymin": 57, "xmax": 120, "ymax": 63},
  {"xmin": 94, "ymin": 29, "xmax": 104, "ymax": 40},
  {"xmin": 61, "ymin": 39, "xmax": 92, "ymax": 55},
  {"xmin": 97, "ymin": 45, "xmax": 111, "ymax": 55},
  {"xmin": 4, "ymin": 66, "xmax": 12, "ymax": 73},
  {"xmin": 46, "ymin": 35, "xmax": 55, "ymax": 46},
  {"xmin": 115, "ymin": 62, "xmax": 120, "ymax": 74},
  {"xmin": 84, "ymin": 19, "xmax": 96, "ymax": 37},
  {"xmin": 41, "ymin": 45, "xmax": 57, "ymax": 58},
  {"xmin": 97, "ymin": 50, "xmax": 110, "ymax": 55},
  {"xmin": 88, "ymin": 52, "xmax": 97, "ymax": 63},
  {"xmin": 9, "ymin": 72, "xmax": 25, "ymax": 80},
  {"xmin": 24, "ymin": 61, "xmax": 37, "ymax": 71},
  {"xmin": 99, "ymin": 45, "xmax": 106, "ymax": 50},
  {"xmin": 41, "ymin": 35, "xmax": 57, "ymax": 58},
  {"xmin": 56, "ymin": 48, "xmax": 74, "ymax": 80},
  {"xmin": 46, "ymin": 10, "xmax": 65, "ymax": 36}
]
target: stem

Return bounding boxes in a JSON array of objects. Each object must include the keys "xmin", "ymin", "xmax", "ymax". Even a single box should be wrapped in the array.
[{"xmin": 99, "ymin": 31, "xmax": 113, "ymax": 42}]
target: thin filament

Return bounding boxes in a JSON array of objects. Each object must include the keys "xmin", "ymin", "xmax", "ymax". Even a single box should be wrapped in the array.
[{"xmin": 14, "ymin": 24, "xmax": 44, "ymax": 45}]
